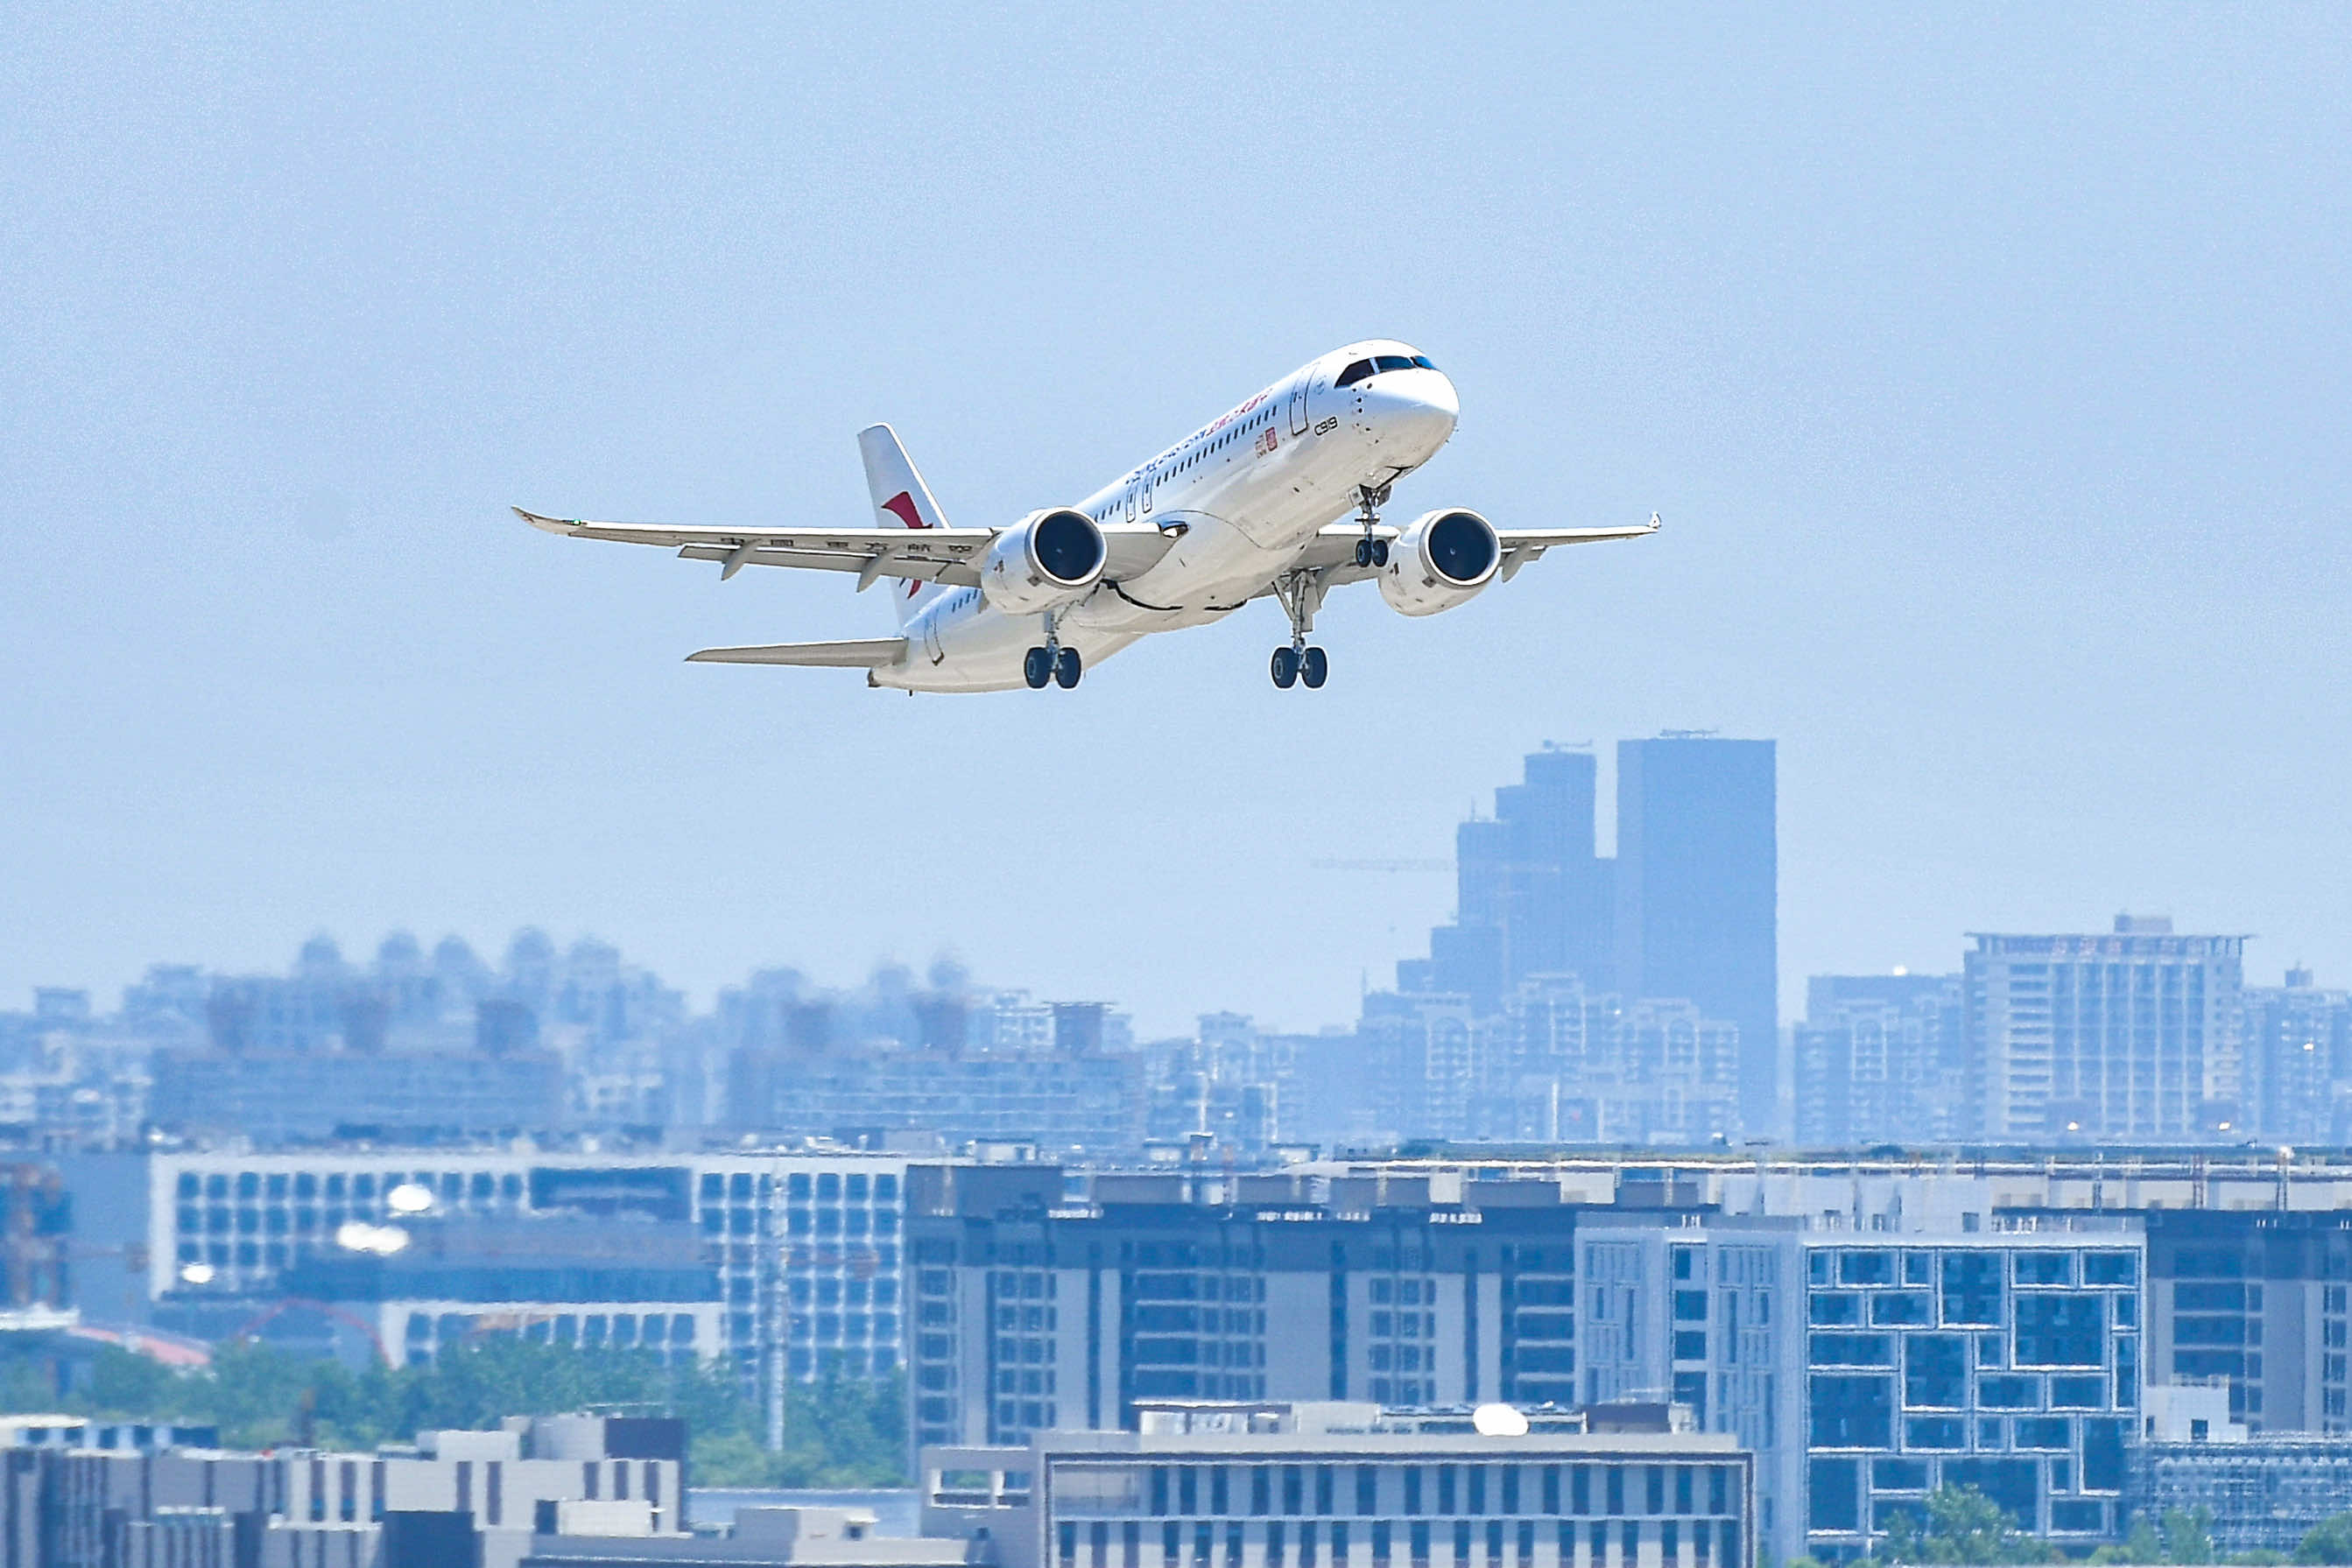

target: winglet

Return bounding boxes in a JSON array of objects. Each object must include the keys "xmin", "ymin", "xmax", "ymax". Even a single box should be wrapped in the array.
[
  {"xmin": 1647, "ymin": 511, "xmax": 1663, "ymax": 531},
  {"xmin": 513, "ymin": 507, "xmax": 581, "ymax": 534}
]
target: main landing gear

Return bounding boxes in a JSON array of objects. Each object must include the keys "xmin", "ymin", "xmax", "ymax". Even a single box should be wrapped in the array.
[
  {"xmin": 1270, "ymin": 645, "xmax": 1328, "ymax": 690},
  {"xmin": 1270, "ymin": 572, "xmax": 1330, "ymax": 691},
  {"xmin": 1350, "ymin": 482, "xmax": 1392, "ymax": 569},
  {"xmin": 1023, "ymin": 616, "xmax": 1082, "ymax": 690}
]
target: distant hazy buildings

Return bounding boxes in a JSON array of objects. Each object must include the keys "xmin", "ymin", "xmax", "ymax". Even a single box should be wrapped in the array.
[
  {"xmin": 2244, "ymin": 967, "xmax": 2352, "ymax": 1146},
  {"xmin": 1614, "ymin": 736, "xmax": 1778, "ymax": 1134},
  {"xmin": 1794, "ymin": 974, "xmax": 1963, "ymax": 1147},
  {"xmin": 151, "ymin": 1047, "xmax": 566, "ymax": 1141},
  {"xmin": 1964, "ymin": 917, "xmax": 2247, "ymax": 1141},
  {"xmin": 1445, "ymin": 745, "xmax": 1616, "ymax": 1006},
  {"xmin": 1380, "ymin": 737, "xmax": 1773, "ymax": 1143}
]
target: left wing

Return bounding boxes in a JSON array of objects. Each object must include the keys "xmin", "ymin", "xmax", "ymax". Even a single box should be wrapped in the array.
[
  {"xmin": 514, "ymin": 507, "xmax": 993, "ymax": 587},
  {"xmin": 513, "ymin": 508, "xmax": 1179, "ymax": 588},
  {"xmin": 1288, "ymin": 512, "xmax": 1663, "ymax": 584}
]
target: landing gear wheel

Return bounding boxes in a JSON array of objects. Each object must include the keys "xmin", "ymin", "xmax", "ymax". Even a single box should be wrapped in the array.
[
  {"xmin": 1271, "ymin": 646, "xmax": 1299, "ymax": 689},
  {"xmin": 1353, "ymin": 538, "xmax": 1373, "ymax": 568},
  {"xmin": 1300, "ymin": 646, "xmax": 1328, "ymax": 689},
  {"xmin": 1023, "ymin": 647, "xmax": 1053, "ymax": 689},
  {"xmin": 1370, "ymin": 538, "xmax": 1390, "ymax": 567},
  {"xmin": 1054, "ymin": 647, "xmax": 1082, "ymax": 689}
]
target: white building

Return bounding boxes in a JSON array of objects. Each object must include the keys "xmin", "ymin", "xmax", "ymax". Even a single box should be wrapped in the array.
[{"xmin": 922, "ymin": 1401, "xmax": 1754, "ymax": 1568}]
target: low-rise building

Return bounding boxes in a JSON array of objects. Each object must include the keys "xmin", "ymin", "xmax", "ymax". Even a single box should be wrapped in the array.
[
  {"xmin": 921, "ymin": 1399, "xmax": 1754, "ymax": 1568},
  {"xmin": 2130, "ymin": 1382, "xmax": 2352, "ymax": 1556},
  {"xmin": 0, "ymin": 1412, "xmax": 687, "ymax": 1568},
  {"xmin": 521, "ymin": 1504, "xmax": 978, "ymax": 1566}
]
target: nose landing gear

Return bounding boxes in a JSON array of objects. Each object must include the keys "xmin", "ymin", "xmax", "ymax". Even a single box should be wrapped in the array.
[
  {"xmin": 1351, "ymin": 483, "xmax": 1392, "ymax": 569},
  {"xmin": 1269, "ymin": 571, "xmax": 1331, "ymax": 691}
]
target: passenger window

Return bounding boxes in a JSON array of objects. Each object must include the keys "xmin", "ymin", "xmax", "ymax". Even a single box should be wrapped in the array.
[{"xmin": 1335, "ymin": 360, "xmax": 1376, "ymax": 388}]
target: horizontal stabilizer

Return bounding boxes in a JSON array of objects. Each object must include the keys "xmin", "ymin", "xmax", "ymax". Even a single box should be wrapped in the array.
[{"xmin": 686, "ymin": 638, "xmax": 907, "ymax": 668}]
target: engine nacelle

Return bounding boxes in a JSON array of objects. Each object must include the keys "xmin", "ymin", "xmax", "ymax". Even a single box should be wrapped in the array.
[
  {"xmin": 980, "ymin": 508, "xmax": 1107, "ymax": 615},
  {"xmin": 1377, "ymin": 508, "xmax": 1501, "ymax": 616}
]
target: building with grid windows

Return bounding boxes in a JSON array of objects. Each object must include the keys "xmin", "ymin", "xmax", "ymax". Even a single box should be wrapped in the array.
[
  {"xmin": 920, "ymin": 1402, "xmax": 1753, "ymax": 1568},
  {"xmin": 1963, "ymin": 918, "xmax": 2247, "ymax": 1140},
  {"xmin": 147, "ymin": 1147, "xmax": 931, "ymax": 1445},
  {"xmin": 1573, "ymin": 1213, "xmax": 2143, "ymax": 1564}
]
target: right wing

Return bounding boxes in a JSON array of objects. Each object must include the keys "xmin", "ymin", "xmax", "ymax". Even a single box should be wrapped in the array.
[
  {"xmin": 1285, "ymin": 513, "xmax": 1664, "ymax": 583},
  {"xmin": 686, "ymin": 638, "xmax": 907, "ymax": 667},
  {"xmin": 514, "ymin": 509, "xmax": 1175, "ymax": 587}
]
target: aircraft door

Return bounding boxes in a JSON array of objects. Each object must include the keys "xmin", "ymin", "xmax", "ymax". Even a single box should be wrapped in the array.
[
  {"xmin": 1287, "ymin": 373, "xmax": 1310, "ymax": 437},
  {"xmin": 1141, "ymin": 464, "xmax": 1155, "ymax": 515},
  {"xmin": 1124, "ymin": 479, "xmax": 1137, "ymax": 522}
]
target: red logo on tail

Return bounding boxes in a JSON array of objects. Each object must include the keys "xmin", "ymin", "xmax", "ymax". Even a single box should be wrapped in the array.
[{"xmin": 879, "ymin": 491, "xmax": 929, "ymax": 599}]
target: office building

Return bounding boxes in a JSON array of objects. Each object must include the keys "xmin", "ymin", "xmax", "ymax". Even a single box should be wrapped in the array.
[
  {"xmin": 905, "ymin": 1164, "xmax": 1616, "ymax": 1457},
  {"xmin": 1613, "ymin": 737, "xmax": 1778, "ymax": 1136},
  {"xmin": 149, "ymin": 1146, "xmax": 924, "ymax": 1452},
  {"xmin": 1792, "ymin": 975, "xmax": 1963, "ymax": 1147},
  {"xmin": 1574, "ymin": 1211, "xmax": 2141, "ymax": 1563},
  {"xmin": 921, "ymin": 1400, "xmax": 1754, "ymax": 1568},
  {"xmin": 1963, "ymin": 918, "xmax": 2247, "ymax": 1141},
  {"xmin": 281, "ymin": 1212, "xmax": 723, "ymax": 1368}
]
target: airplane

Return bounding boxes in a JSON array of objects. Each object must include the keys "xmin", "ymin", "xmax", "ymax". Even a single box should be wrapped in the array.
[{"xmin": 515, "ymin": 341, "xmax": 1658, "ymax": 693}]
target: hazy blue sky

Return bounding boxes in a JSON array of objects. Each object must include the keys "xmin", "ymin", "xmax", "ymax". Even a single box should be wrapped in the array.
[{"xmin": 4, "ymin": 5, "xmax": 2347, "ymax": 1037}]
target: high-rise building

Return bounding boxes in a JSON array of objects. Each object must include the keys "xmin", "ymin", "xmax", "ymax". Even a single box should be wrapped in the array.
[
  {"xmin": 2243, "ymin": 968, "xmax": 2352, "ymax": 1144},
  {"xmin": 1428, "ymin": 747, "xmax": 1615, "ymax": 1009},
  {"xmin": 1614, "ymin": 737, "xmax": 1778, "ymax": 1134},
  {"xmin": 1793, "ymin": 974, "xmax": 1963, "ymax": 1147},
  {"xmin": 1962, "ymin": 918, "xmax": 2246, "ymax": 1142}
]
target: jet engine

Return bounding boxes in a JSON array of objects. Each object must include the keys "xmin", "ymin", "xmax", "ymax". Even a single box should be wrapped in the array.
[
  {"xmin": 1377, "ymin": 508, "xmax": 1501, "ymax": 616},
  {"xmin": 980, "ymin": 508, "xmax": 1107, "ymax": 615}
]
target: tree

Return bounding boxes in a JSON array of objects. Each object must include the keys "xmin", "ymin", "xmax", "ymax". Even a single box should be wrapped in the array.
[
  {"xmin": 17, "ymin": 1339, "xmax": 905, "ymax": 1485},
  {"xmin": 2297, "ymin": 1515, "xmax": 2352, "ymax": 1566},
  {"xmin": 1874, "ymin": 1486, "xmax": 2054, "ymax": 1565},
  {"xmin": 2159, "ymin": 1508, "xmax": 2216, "ymax": 1566}
]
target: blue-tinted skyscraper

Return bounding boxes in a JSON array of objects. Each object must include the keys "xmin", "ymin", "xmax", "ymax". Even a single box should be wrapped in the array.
[
  {"xmin": 1429, "ymin": 744, "xmax": 1614, "ymax": 1008},
  {"xmin": 1615, "ymin": 735, "xmax": 1778, "ymax": 1131}
]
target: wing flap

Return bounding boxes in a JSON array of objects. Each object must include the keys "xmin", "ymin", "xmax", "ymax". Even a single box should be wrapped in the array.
[
  {"xmin": 671, "ymin": 544, "xmax": 980, "ymax": 587},
  {"xmin": 514, "ymin": 508, "xmax": 991, "ymax": 567},
  {"xmin": 685, "ymin": 638, "xmax": 908, "ymax": 668}
]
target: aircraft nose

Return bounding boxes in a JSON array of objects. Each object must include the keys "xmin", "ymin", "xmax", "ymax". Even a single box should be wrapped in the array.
[{"xmin": 1362, "ymin": 369, "xmax": 1460, "ymax": 457}]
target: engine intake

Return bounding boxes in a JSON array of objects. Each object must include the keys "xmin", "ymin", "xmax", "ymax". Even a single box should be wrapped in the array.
[
  {"xmin": 981, "ymin": 508, "xmax": 1107, "ymax": 615},
  {"xmin": 1378, "ymin": 508, "xmax": 1500, "ymax": 617}
]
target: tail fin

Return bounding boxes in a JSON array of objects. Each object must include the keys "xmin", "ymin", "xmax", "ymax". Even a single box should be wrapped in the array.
[{"xmin": 858, "ymin": 424, "xmax": 953, "ymax": 628}]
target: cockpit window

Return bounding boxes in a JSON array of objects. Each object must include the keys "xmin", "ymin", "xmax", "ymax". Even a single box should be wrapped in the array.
[
  {"xmin": 1373, "ymin": 354, "xmax": 1418, "ymax": 374},
  {"xmin": 1410, "ymin": 355, "xmax": 1436, "ymax": 370},
  {"xmin": 1335, "ymin": 359, "xmax": 1376, "ymax": 389}
]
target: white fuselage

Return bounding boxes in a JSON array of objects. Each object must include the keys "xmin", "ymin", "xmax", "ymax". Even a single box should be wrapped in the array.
[{"xmin": 876, "ymin": 341, "xmax": 1460, "ymax": 692}]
